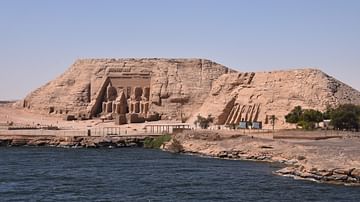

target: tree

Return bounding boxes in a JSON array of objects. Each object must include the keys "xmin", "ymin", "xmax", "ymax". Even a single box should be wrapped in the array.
[
  {"xmin": 286, "ymin": 104, "xmax": 360, "ymax": 131},
  {"xmin": 330, "ymin": 104, "xmax": 360, "ymax": 131},
  {"xmin": 285, "ymin": 106, "xmax": 323, "ymax": 130},
  {"xmin": 285, "ymin": 106, "xmax": 303, "ymax": 123},
  {"xmin": 269, "ymin": 115, "xmax": 277, "ymax": 131},
  {"xmin": 322, "ymin": 105, "xmax": 334, "ymax": 120},
  {"xmin": 302, "ymin": 109, "xmax": 323, "ymax": 123},
  {"xmin": 194, "ymin": 114, "xmax": 214, "ymax": 129}
]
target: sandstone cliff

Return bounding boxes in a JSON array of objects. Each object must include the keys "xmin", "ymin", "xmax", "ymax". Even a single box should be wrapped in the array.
[
  {"xmin": 192, "ymin": 68, "xmax": 360, "ymax": 129},
  {"xmin": 20, "ymin": 58, "xmax": 232, "ymax": 120},
  {"xmin": 19, "ymin": 58, "xmax": 360, "ymax": 129}
]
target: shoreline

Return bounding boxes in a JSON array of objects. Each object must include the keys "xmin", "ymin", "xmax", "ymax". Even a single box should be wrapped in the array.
[
  {"xmin": 179, "ymin": 150, "xmax": 360, "ymax": 186},
  {"xmin": 162, "ymin": 130, "xmax": 360, "ymax": 186},
  {"xmin": 0, "ymin": 134, "xmax": 155, "ymax": 148},
  {"xmin": 2, "ymin": 130, "xmax": 360, "ymax": 186}
]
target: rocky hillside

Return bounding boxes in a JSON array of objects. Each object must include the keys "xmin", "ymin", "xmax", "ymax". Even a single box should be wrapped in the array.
[
  {"xmin": 19, "ymin": 58, "xmax": 232, "ymax": 119},
  {"xmin": 18, "ymin": 58, "xmax": 360, "ymax": 129},
  {"xmin": 192, "ymin": 68, "xmax": 360, "ymax": 129}
]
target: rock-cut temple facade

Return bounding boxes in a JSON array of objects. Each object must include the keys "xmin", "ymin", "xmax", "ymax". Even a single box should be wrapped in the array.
[{"xmin": 20, "ymin": 58, "xmax": 360, "ymax": 129}]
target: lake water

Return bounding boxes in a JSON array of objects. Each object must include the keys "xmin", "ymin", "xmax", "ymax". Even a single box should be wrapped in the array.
[{"xmin": 0, "ymin": 147, "xmax": 359, "ymax": 201}]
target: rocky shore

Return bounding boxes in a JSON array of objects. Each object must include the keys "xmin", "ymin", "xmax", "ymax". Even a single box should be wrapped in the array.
[
  {"xmin": 2, "ymin": 128, "xmax": 360, "ymax": 186},
  {"xmin": 163, "ymin": 130, "xmax": 360, "ymax": 186},
  {"xmin": 0, "ymin": 134, "xmax": 151, "ymax": 148}
]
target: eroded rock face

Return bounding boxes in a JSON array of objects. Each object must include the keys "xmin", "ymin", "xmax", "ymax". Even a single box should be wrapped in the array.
[
  {"xmin": 19, "ymin": 58, "xmax": 360, "ymax": 128},
  {"xmin": 193, "ymin": 69, "xmax": 360, "ymax": 129},
  {"xmin": 20, "ymin": 58, "xmax": 232, "ymax": 121}
]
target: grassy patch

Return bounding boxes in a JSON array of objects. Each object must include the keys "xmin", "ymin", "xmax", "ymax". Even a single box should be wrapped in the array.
[{"xmin": 144, "ymin": 134, "xmax": 172, "ymax": 149}]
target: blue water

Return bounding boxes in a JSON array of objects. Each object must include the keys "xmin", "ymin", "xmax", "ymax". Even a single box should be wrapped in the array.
[{"xmin": 0, "ymin": 147, "xmax": 359, "ymax": 201}]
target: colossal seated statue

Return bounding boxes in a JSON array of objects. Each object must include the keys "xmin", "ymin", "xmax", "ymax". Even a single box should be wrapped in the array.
[
  {"xmin": 106, "ymin": 84, "xmax": 117, "ymax": 102},
  {"xmin": 114, "ymin": 90, "xmax": 127, "ymax": 114}
]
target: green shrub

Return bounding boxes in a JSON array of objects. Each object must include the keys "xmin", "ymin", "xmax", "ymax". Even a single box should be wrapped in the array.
[
  {"xmin": 297, "ymin": 120, "xmax": 316, "ymax": 130},
  {"xmin": 144, "ymin": 134, "xmax": 172, "ymax": 149}
]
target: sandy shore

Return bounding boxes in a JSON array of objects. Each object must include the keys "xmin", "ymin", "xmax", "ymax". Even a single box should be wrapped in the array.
[{"xmin": 163, "ymin": 130, "xmax": 360, "ymax": 186}]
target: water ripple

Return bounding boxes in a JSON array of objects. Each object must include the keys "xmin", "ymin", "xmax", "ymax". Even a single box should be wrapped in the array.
[{"xmin": 0, "ymin": 147, "xmax": 359, "ymax": 201}]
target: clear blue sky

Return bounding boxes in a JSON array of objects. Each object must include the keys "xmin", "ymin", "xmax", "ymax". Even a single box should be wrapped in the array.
[{"xmin": 0, "ymin": 0, "xmax": 359, "ymax": 100}]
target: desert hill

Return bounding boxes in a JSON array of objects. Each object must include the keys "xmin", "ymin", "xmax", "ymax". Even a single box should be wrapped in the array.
[
  {"xmin": 193, "ymin": 68, "xmax": 360, "ymax": 128},
  {"xmin": 18, "ymin": 58, "xmax": 360, "ymax": 129},
  {"xmin": 20, "ymin": 58, "xmax": 232, "ymax": 121}
]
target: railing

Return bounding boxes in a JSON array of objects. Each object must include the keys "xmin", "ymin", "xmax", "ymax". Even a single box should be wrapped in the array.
[
  {"xmin": 2, "ymin": 125, "xmax": 358, "ymax": 139},
  {"xmin": 0, "ymin": 127, "xmax": 162, "ymax": 137},
  {"xmin": 144, "ymin": 123, "xmax": 191, "ymax": 134}
]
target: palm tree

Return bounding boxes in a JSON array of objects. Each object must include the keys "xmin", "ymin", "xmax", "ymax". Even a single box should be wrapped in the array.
[{"xmin": 269, "ymin": 115, "xmax": 277, "ymax": 131}]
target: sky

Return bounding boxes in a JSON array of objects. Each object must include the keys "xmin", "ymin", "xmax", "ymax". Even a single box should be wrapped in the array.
[{"xmin": 0, "ymin": 0, "xmax": 359, "ymax": 100}]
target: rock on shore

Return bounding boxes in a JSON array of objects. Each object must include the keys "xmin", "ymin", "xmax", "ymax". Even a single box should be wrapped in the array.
[{"xmin": 163, "ymin": 130, "xmax": 360, "ymax": 186}]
